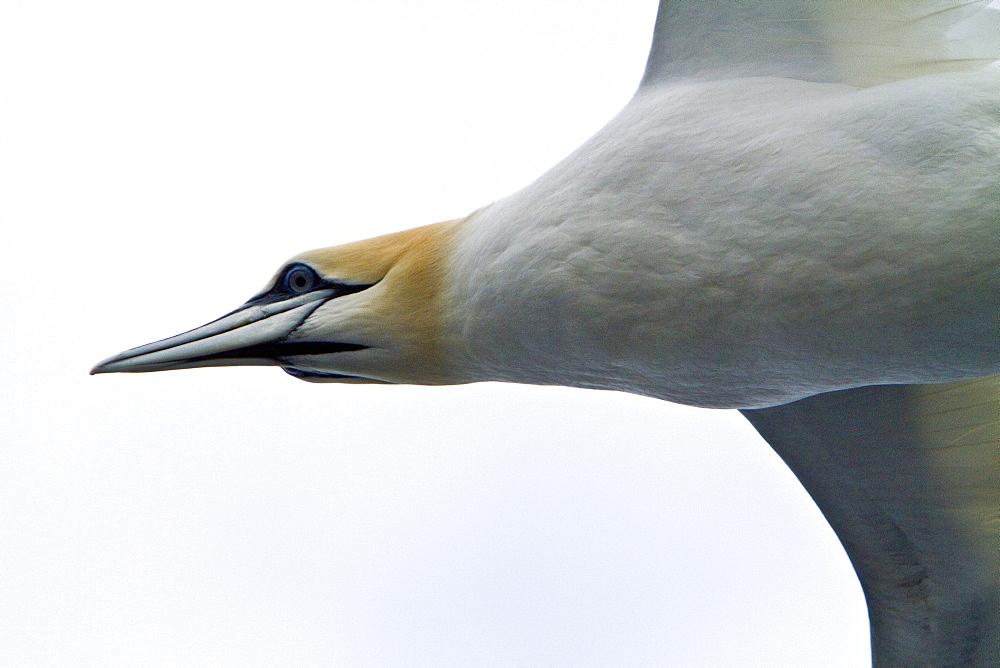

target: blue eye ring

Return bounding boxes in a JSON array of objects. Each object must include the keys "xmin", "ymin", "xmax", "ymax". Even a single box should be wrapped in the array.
[
  {"xmin": 284, "ymin": 265, "xmax": 318, "ymax": 294},
  {"xmin": 243, "ymin": 263, "xmax": 374, "ymax": 307}
]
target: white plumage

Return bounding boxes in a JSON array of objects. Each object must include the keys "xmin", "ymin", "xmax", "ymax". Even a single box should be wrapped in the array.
[{"xmin": 94, "ymin": 2, "xmax": 1000, "ymax": 664}]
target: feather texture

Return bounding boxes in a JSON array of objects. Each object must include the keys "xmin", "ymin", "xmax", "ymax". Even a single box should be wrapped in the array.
[
  {"xmin": 742, "ymin": 376, "xmax": 1000, "ymax": 665},
  {"xmin": 641, "ymin": 0, "xmax": 1000, "ymax": 88}
]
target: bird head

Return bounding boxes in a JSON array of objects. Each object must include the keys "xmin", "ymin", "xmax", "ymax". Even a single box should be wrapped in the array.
[{"xmin": 91, "ymin": 220, "xmax": 468, "ymax": 385}]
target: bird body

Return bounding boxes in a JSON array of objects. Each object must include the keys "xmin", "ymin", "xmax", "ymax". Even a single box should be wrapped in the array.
[
  {"xmin": 450, "ymin": 70, "xmax": 1000, "ymax": 407},
  {"xmin": 93, "ymin": 1, "xmax": 1000, "ymax": 664}
]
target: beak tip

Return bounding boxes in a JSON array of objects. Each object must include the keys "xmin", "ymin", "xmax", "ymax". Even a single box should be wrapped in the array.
[
  {"xmin": 91, "ymin": 351, "xmax": 131, "ymax": 375},
  {"xmin": 90, "ymin": 358, "xmax": 116, "ymax": 375}
]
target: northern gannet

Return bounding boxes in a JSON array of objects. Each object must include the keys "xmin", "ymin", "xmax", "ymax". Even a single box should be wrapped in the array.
[{"xmin": 92, "ymin": 1, "xmax": 1000, "ymax": 664}]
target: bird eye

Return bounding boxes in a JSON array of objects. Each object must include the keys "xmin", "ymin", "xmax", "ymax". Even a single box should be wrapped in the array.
[{"xmin": 284, "ymin": 266, "xmax": 317, "ymax": 294}]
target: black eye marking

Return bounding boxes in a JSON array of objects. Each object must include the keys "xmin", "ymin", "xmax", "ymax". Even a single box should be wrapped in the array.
[{"xmin": 243, "ymin": 263, "xmax": 377, "ymax": 307}]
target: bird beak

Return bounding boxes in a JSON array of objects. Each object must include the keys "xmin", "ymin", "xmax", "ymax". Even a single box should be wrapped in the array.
[{"xmin": 90, "ymin": 289, "xmax": 363, "ymax": 375}]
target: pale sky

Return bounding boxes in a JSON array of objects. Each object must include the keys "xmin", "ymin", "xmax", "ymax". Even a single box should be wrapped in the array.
[{"xmin": 1, "ymin": 2, "xmax": 870, "ymax": 665}]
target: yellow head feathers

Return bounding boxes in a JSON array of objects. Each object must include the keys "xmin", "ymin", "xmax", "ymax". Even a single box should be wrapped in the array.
[{"xmin": 91, "ymin": 217, "xmax": 470, "ymax": 385}]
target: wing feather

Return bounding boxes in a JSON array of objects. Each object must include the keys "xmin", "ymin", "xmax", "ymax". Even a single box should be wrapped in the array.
[
  {"xmin": 640, "ymin": 0, "xmax": 1000, "ymax": 88},
  {"xmin": 741, "ymin": 376, "xmax": 1000, "ymax": 665}
]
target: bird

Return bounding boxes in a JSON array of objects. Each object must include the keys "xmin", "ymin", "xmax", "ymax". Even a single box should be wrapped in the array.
[{"xmin": 92, "ymin": 1, "xmax": 1000, "ymax": 664}]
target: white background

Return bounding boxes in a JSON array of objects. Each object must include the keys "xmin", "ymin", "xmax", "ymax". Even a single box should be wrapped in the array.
[{"xmin": 1, "ymin": 1, "xmax": 869, "ymax": 665}]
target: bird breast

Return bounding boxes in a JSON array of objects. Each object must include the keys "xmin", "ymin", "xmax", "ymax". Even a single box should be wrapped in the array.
[{"xmin": 445, "ymin": 72, "xmax": 1000, "ymax": 409}]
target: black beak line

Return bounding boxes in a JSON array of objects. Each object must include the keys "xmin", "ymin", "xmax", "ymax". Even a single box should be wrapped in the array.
[{"xmin": 91, "ymin": 289, "xmax": 366, "ymax": 374}]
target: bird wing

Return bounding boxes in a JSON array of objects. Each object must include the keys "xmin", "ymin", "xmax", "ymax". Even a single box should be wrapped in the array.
[
  {"xmin": 741, "ymin": 376, "xmax": 1000, "ymax": 665},
  {"xmin": 640, "ymin": 0, "xmax": 1000, "ymax": 88}
]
